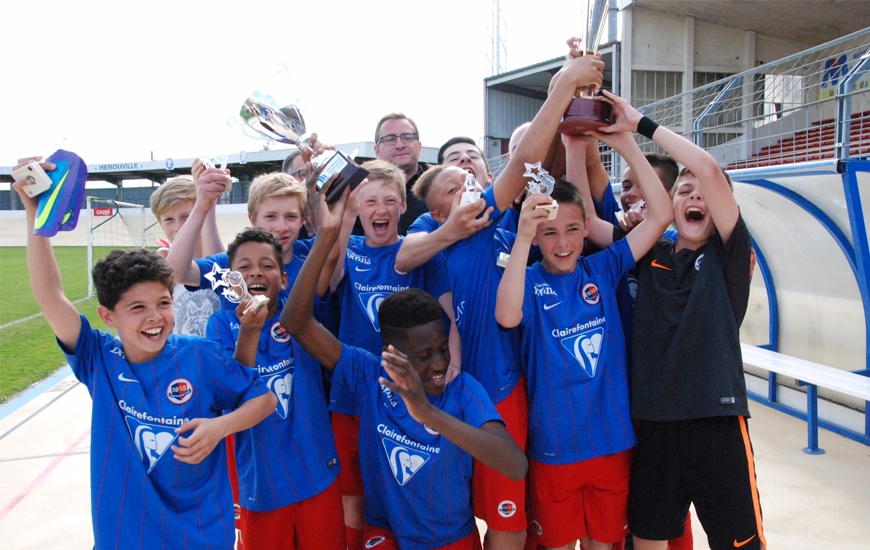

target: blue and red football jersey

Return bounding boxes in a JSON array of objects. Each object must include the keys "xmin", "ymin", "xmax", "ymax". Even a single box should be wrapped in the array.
[
  {"xmin": 62, "ymin": 314, "xmax": 267, "ymax": 550},
  {"xmin": 207, "ymin": 304, "xmax": 339, "ymax": 512},
  {"xmin": 333, "ymin": 345, "xmax": 501, "ymax": 550}
]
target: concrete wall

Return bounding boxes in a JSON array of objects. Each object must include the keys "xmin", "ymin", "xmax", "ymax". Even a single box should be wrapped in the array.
[{"xmin": 0, "ymin": 204, "xmax": 253, "ymax": 248}]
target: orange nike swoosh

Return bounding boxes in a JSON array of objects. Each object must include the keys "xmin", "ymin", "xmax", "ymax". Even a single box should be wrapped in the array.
[
  {"xmin": 734, "ymin": 535, "xmax": 756, "ymax": 547},
  {"xmin": 651, "ymin": 259, "xmax": 672, "ymax": 270}
]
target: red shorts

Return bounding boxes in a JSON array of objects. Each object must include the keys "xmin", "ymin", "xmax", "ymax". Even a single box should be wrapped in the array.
[
  {"xmin": 472, "ymin": 379, "xmax": 529, "ymax": 531},
  {"xmin": 238, "ymin": 477, "xmax": 345, "ymax": 550},
  {"xmin": 225, "ymin": 434, "xmax": 244, "ymax": 550},
  {"xmin": 362, "ymin": 524, "xmax": 482, "ymax": 550},
  {"xmin": 332, "ymin": 412, "xmax": 364, "ymax": 496},
  {"xmin": 528, "ymin": 450, "xmax": 631, "ymax": 547}
]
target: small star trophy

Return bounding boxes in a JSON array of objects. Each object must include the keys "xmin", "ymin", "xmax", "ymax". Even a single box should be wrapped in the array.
[
  {"xmin": 198, "ymin": 154, "xmax": 236, "ymax": 193},
  {"xmin": 558, "ymin": 0, "xmax": 614, "ymax": 135},
  {"xmin": 524, "ymin": 162, "xmax": 559, "ymax": 220},
  {"xmin": 205, "ymin": 264, "xmax": 268, "ymax": 314},
  {"xmin": 460, "ymin": 172, "xmax": 481, "ymax": 205}
]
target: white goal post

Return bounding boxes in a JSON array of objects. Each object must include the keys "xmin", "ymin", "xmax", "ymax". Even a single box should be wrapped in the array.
[{"xmin": 86, "ymin": 197, "xmax": 162, "ymax": 297}]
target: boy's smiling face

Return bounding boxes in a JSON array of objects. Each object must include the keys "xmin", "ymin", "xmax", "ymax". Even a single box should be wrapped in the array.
[
  {"xmin": 250, "ymin": 195, "xmax": 304, "ymax": 261},
  {"xmin": 358, "ymin": 179, "xmax": 406, "ymax": 247},
  {"xmin": 535, "ymin": 202, "xmax": 589, "ymax": 275},
  {"xmin": 672, "ymin": 174, "xmax": 713, "ymax": 249},
  {"xmin": 98, "ymin": 281, "xmax": 174, "ymax": 364},
  {"xmin": 391, "ymin": 320, "xmax": 451, "ymax": 396},
  {"xmin": 230, "ymin": 241, "xmax": 287, "ymax": 318}
]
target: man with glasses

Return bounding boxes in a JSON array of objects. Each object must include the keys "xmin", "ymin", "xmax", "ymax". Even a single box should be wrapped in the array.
[{"xmin": 373, "ymin": 113, "xmax": 428, "ymax": 234}]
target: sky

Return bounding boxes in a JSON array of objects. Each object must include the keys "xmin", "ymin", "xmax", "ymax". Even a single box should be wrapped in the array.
[{"xmin": 1, "ymin": 0, "xmax": 588, "ymax": 169}]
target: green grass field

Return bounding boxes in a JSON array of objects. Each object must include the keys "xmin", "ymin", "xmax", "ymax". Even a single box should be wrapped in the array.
[{"xmin": 0, "ymin": 246, "xmax": 116, "ymax": 401}]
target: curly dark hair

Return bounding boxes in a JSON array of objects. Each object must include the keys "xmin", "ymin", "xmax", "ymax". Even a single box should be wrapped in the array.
[
  {"xmin": 92, "ymin": 249, "xmax": 174, "ymax": 310},
  {"xmin": 378, "ymin": 288, "xmax": 444, "ymax": 348},
  {"xmin": 227, "ymin": 227, "xmax": 284, "ymax": 273}
]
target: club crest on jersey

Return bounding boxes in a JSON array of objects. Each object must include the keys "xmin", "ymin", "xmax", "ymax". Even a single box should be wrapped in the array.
[
  {"xmin": 271, "ymin": 322, "xmax": 291, "ymax": 343},
  {"xmin": 382, "ymin": 438, "xmax": 431, "ymax": 486},
  {"xmin": 125, "ymin": 416, "xmax": 178, "ymax": 473},
  {"xmin": 359, "ymin": 291, "xmax": 391, "ymax": 332},
  {"xmin": 365, "ymin": 536, "xmax": 386, "ymax": 548},
  {"xmin": 695, "ymin": 253, "xmax": 705, "ymax": 271},
  {"xmin": 582, "ymin": 283, "xmax": 600, "ymax": 305},
  {"xmin": 532, "ymin": 520, "xmax": 543, "ymax": 536},
  {"xmin": 560, "ymin": 327, "xmax": 604, "ymax": 378},
  {"xmin": 498, "ymin": 500, "xmax": 518, "ymax": 518},
  {"xmin": 167, "ymin": 378, "xmax": 193, "ymax": 405},
  {"xmin": 267, "ymin": 372, "xmax": 294, "ymax": 419}
]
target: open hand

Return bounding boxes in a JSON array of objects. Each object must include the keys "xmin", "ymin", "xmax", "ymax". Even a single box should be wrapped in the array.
[{"xmin": 378, "ymin": 345, "xmax": 433, "ymax": 425}]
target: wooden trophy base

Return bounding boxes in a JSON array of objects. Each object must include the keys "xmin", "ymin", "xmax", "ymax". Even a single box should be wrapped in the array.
[{"xmin": 558, "ymin": 96, "xmax": 614, "ymax": 135}]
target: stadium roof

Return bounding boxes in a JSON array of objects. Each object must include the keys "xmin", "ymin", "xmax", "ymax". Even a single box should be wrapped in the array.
[{"xmin": 0, "ymin": 143, "xmax": 440, "ymax": 186}]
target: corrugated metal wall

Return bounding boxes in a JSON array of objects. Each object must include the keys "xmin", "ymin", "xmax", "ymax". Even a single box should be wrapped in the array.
[{"xmin": 485, "ymin": 89, "xmax": 544, "ymax": 158}]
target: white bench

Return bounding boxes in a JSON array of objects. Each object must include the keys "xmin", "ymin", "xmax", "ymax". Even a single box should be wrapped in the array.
[{"xmin": 741, "ymin": 344, "xmax": 870, "ymax": 453}]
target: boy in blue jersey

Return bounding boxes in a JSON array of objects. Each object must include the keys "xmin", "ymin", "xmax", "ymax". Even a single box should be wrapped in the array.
[
  {"xmin": 495, "ymin": 124, "xmax": 674, "ymax": 550},
  {"xmin": 319, "ymin": 159, "xmax": 460, "ymax": 548},
  {"xmin": 12, "ymin": 158, "xmax": 276, "ymax": 550},
  {"xmin": 167, "ymin": 171, "xmax": 310, "ymax": 310},
  {"xmin": 392, "ymin": 51, "xmax": 608, "ymax": 550},
  {"xmin": 596, "ymin": 93, "xmax": 765, "ymax": 550},
  {"xmin": 206, "ymin": 227, "xmax": 344, "ymax": 550},
  {"xmin": 281, "ymin": 188, "xmax": 528, "ymax": 550}
]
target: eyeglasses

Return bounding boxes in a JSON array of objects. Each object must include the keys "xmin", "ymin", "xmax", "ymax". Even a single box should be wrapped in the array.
[
  {"xmin": 290, "ymin": 167, "xmax": 309, "ymax": 180},
  {"xmin": 377, "ymin": 133, "xmax": 418, "ymax": 146}
]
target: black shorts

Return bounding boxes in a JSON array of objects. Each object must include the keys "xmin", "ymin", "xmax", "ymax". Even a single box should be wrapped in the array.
[{"xmin": 628, "ymin": 416, "xmax": 766, "ymax": 550}]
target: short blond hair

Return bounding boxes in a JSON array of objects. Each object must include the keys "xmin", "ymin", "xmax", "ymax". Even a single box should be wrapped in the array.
[
  {"xmin": 150, "ymin": 176, "xmax": 196, "ymax": 218},
  {"xmin": 361, "ymin": 159, "xmax": 406, "ymax": 202},
  {"xmin": 247, "ymin": 172, "xmax": 309, "ymax": 218},
  {"xmin": 412, "ymin": 165, "xmax": 449, "ymax": 207}
]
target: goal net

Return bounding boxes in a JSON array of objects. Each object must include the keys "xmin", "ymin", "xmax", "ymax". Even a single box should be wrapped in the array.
[{"xmin": 86, "ymin": 197, "xmax": 163, "ymax": 297}]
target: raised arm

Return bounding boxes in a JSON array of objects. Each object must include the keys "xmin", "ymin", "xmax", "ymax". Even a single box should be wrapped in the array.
[
  {"xmin": 13, "ymin": 157, "xmax": 82, "ymax": 351},
  {"xmin": 563, "ymin": 134, "xmax": 618, "ymax": 248},
  {"xmin": 394, "ymin": 192, "xmax": 492, "ymax": 273},
  {"xmin": 232, "ymin": 299, "xmax": 270, "ymax": 368},
  {"xmin": 379, "ymin": 346, "xmax": 528, "ymax": 481},
  {"xmin": 592, "ymin": 128, "xmax": 674, "ymax": 260},
  {"xmin": 600, "ymin": 90, "xmax": 737, "ymax": 242},
  {"xmin": 165, "ymin": 167, "xmax": 228, "ymax": 285},
  {"xmin": 495, "ymin": 194, "xmax": 552, "ymax": 329},
  {"xmin": 585, "ymin": 137, "xmax": 613, "ymax": 205},
  {"xmin": 281, "ymin": 189, "xmax": 349, "ymax": 369},
  {"xmin": 493, "ymin": 52, "xmax": 605, "ymax": 211},
  {"xmin": 192, "ymin": 158, "xmax": 227, "ymax": 256}
]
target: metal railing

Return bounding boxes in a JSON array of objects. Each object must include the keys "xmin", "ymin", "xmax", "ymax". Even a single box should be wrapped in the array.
[{"xmin": 634, "ymin": 27, "xmax": 870, "ymax": 172}]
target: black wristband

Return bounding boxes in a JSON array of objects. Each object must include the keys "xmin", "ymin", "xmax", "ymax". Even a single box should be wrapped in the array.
[{"xmin": 636, "ymin": 116, "xmax": 659, "ymax": 140}]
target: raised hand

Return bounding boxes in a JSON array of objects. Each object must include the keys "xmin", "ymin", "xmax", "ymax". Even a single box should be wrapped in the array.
[{"xmin": 378, "ymin": 345, "xmax": 434, "ymax": 424}]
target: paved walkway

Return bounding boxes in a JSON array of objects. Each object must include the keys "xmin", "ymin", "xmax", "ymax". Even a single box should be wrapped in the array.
[{"xmin": 2, "ymin": 369, "xmax": 868, "ymax": 549}]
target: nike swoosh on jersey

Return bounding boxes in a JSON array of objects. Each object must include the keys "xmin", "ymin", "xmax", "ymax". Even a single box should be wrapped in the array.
[
  {"xmin": 651, "ymin": 258, "xmax": 672, "ymax": 270},
  {"xmin": 35, "ymin": 169, "xmax": 71, "ymax": 229},
  {"xmin": 733, "ymin": 535, "xmax": 756, "ymax": 548},
  {"xmin": 355, "ymin": 267, "xmax": 372, "ymax": 272},
  {"xmin": 543, "ymin": 301, "xmax": 562, "ymax": 310},
  {"xmin": 118, "ymin": 373, "xmax": 141, "ymax": 383}
]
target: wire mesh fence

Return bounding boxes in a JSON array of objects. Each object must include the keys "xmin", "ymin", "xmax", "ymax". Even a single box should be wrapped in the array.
[{"xmin": 635, "ymin": 28, "xmax": 870, "ymax": 171}]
